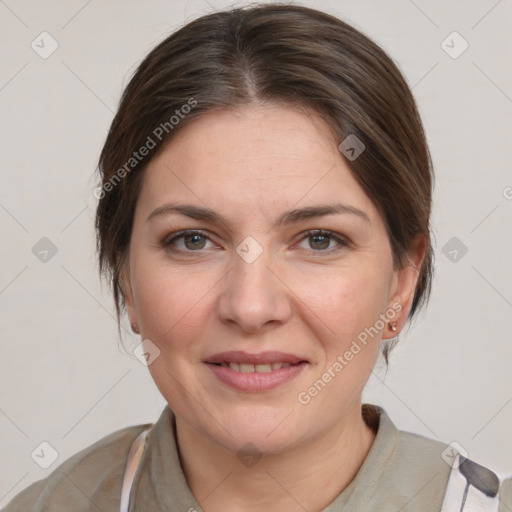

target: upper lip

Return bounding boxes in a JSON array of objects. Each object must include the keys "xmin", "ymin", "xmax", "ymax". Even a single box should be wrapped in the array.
[{"xmin": 204, "ymin": 351, "xmax": 307, "ymax": 365}]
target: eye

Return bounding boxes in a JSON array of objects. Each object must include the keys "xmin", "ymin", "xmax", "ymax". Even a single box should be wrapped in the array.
[
  {"xmin": 296, "ymin": 229, "xmax": 349, "ymax": 252},
  {"xmin": 164, "ymin": 230, "xmax": 216, "ymax": 251}
]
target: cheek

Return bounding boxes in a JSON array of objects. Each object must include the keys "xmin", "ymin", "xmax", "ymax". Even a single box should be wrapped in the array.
[
  {"xmin": 131, "ymin": 258, "xmax": 216, "ymax": 348},
  {"xmin": 290, "ymin": 262, "xmax": 391, "ymax": 347}
]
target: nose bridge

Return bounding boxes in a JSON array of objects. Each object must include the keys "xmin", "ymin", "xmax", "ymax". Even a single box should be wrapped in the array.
[{"xmin": 217, "ymin": 236, "xmax": 291, "ymax": 331}]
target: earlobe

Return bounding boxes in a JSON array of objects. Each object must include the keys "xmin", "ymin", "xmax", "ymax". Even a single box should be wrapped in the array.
[{"xmin": 382, "ymin": 265, "xmax": 418, "ymax": 340}]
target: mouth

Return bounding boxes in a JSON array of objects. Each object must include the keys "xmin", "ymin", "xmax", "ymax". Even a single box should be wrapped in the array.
[
  {"xmin": 204, "ymin": 351, "xmax": 309, "ymax": 391},
  {"xmin": 210, "ymin": 361, "xmax": 298, "ymax": 373}
]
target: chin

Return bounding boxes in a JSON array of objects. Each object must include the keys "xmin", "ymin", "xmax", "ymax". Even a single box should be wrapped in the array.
[{"xmin": 205, "ymin": 406, "xmax": 310, "ymax": 455}]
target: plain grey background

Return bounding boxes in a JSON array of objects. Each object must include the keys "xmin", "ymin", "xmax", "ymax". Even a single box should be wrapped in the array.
[{"xmin": 1, "ymin": 0, "xmax": 511, "ymax": 506}]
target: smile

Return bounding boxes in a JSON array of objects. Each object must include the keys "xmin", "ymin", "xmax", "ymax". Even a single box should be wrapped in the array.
[{"xmin": 204, "ymin": 351, "xmax": 308, "ymax": 392}]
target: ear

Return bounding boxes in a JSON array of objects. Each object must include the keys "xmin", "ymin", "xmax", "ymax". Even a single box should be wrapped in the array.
[
  {"xmin": 120, "ymin": 257, "xmax": 139, "ymax": 329},
  {"xmin": 382, "ymin": 234, "xmax": 427, "ymax": 340}
]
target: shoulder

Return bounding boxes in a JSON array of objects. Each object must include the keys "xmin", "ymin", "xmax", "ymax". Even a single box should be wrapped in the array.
[
  {"xmin": 370, "ymin": 407, "xmax": 506, "ymax": 510},
  {"xmin": 369, "ymin": 406, "xmax": 456, "ymax": 488},
  {"xmin": 1, "ymin": 422, "xmax": 152, "ymax": 512},
  {"xmin": 390, "ymin": 415, "xmax": 502, "ymax": 487},
  {"xmin": 395, "ymin": 427, "xmax": 507, "ymax": 509},
  {"xmin": 382, "ymin": 426, "xmax": 454, "ymax": 506}
]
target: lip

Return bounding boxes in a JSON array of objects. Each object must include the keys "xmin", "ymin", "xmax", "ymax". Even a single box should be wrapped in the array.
[{"xmin": 204, "ymin": 351, "xmax": 309, "ymax": 392}]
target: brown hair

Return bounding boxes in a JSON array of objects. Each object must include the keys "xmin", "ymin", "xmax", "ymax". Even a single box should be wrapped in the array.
[{"xmin": 95, "ymin": 3, "xmax": 434, "ymax": 360}]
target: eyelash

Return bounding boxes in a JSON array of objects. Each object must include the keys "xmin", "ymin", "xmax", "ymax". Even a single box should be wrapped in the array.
[{"xmin": 163, "ymin": 229, "xmax": 349, "ymax": 254}]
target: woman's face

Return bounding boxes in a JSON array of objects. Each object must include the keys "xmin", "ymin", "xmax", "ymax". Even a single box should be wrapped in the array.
[{"xmin": 123, "ymin": 104, "xmax": 422, "ymax": 454}]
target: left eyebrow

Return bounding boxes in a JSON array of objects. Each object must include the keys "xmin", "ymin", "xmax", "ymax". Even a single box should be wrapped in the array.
[
  {"xmin": 275, "ymin": 203, "xmax": 370, "ymax": 227},
  {"xmin": 146, "ymin": 201, "xmax": 370, "ymax": 227}
]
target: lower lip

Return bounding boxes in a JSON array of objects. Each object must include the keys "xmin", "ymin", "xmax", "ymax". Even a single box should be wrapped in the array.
[{"xmin": 205, "ymin": 363, "xmax": 307, "ymax": 392}]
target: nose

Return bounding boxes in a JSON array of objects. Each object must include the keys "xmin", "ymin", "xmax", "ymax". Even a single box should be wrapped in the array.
[{"xmin": 216, "ymin": 245, "xmax": 293, "ymax": 334}]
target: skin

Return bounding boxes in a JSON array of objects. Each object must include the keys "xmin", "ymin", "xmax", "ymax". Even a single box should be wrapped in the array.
[{"xmin": 122, "ymin": 103, "xmax": 425, "ymax": 512}]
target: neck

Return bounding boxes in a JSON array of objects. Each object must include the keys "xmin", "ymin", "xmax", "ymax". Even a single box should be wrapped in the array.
[{"xmin": 175, "ymin": 402, "xmax": 377, "ymax": 512}]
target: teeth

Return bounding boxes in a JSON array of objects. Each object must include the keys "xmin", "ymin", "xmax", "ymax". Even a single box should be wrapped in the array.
[
  {"xmin": 255, "ymin": 364, "xmax": 272, "ymax": 373},
  {"xmin": 223, "ymin": 362, "xmax": 294, "ymax": 373}
]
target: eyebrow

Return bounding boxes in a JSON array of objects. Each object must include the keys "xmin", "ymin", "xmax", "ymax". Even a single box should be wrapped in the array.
[{"xmin": 146, "ymin": 201, "xmax": 370, "ymax": 227}]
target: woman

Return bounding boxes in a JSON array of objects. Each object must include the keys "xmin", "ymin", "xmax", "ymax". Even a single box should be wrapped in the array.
[{"xmin": 2, "ymin": 4, "xmax": 509, "ymax": 511}]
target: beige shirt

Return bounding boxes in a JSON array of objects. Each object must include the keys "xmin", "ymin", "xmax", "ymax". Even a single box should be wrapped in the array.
[{"xmin": 2, "ymin": 404, "xmax": 510, "ymax": 511}]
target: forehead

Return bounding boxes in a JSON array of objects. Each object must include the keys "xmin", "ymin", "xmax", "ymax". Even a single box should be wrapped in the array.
[{"xmin": 136, "ymin": 104, "xmax": 378, "ymax": 225}]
